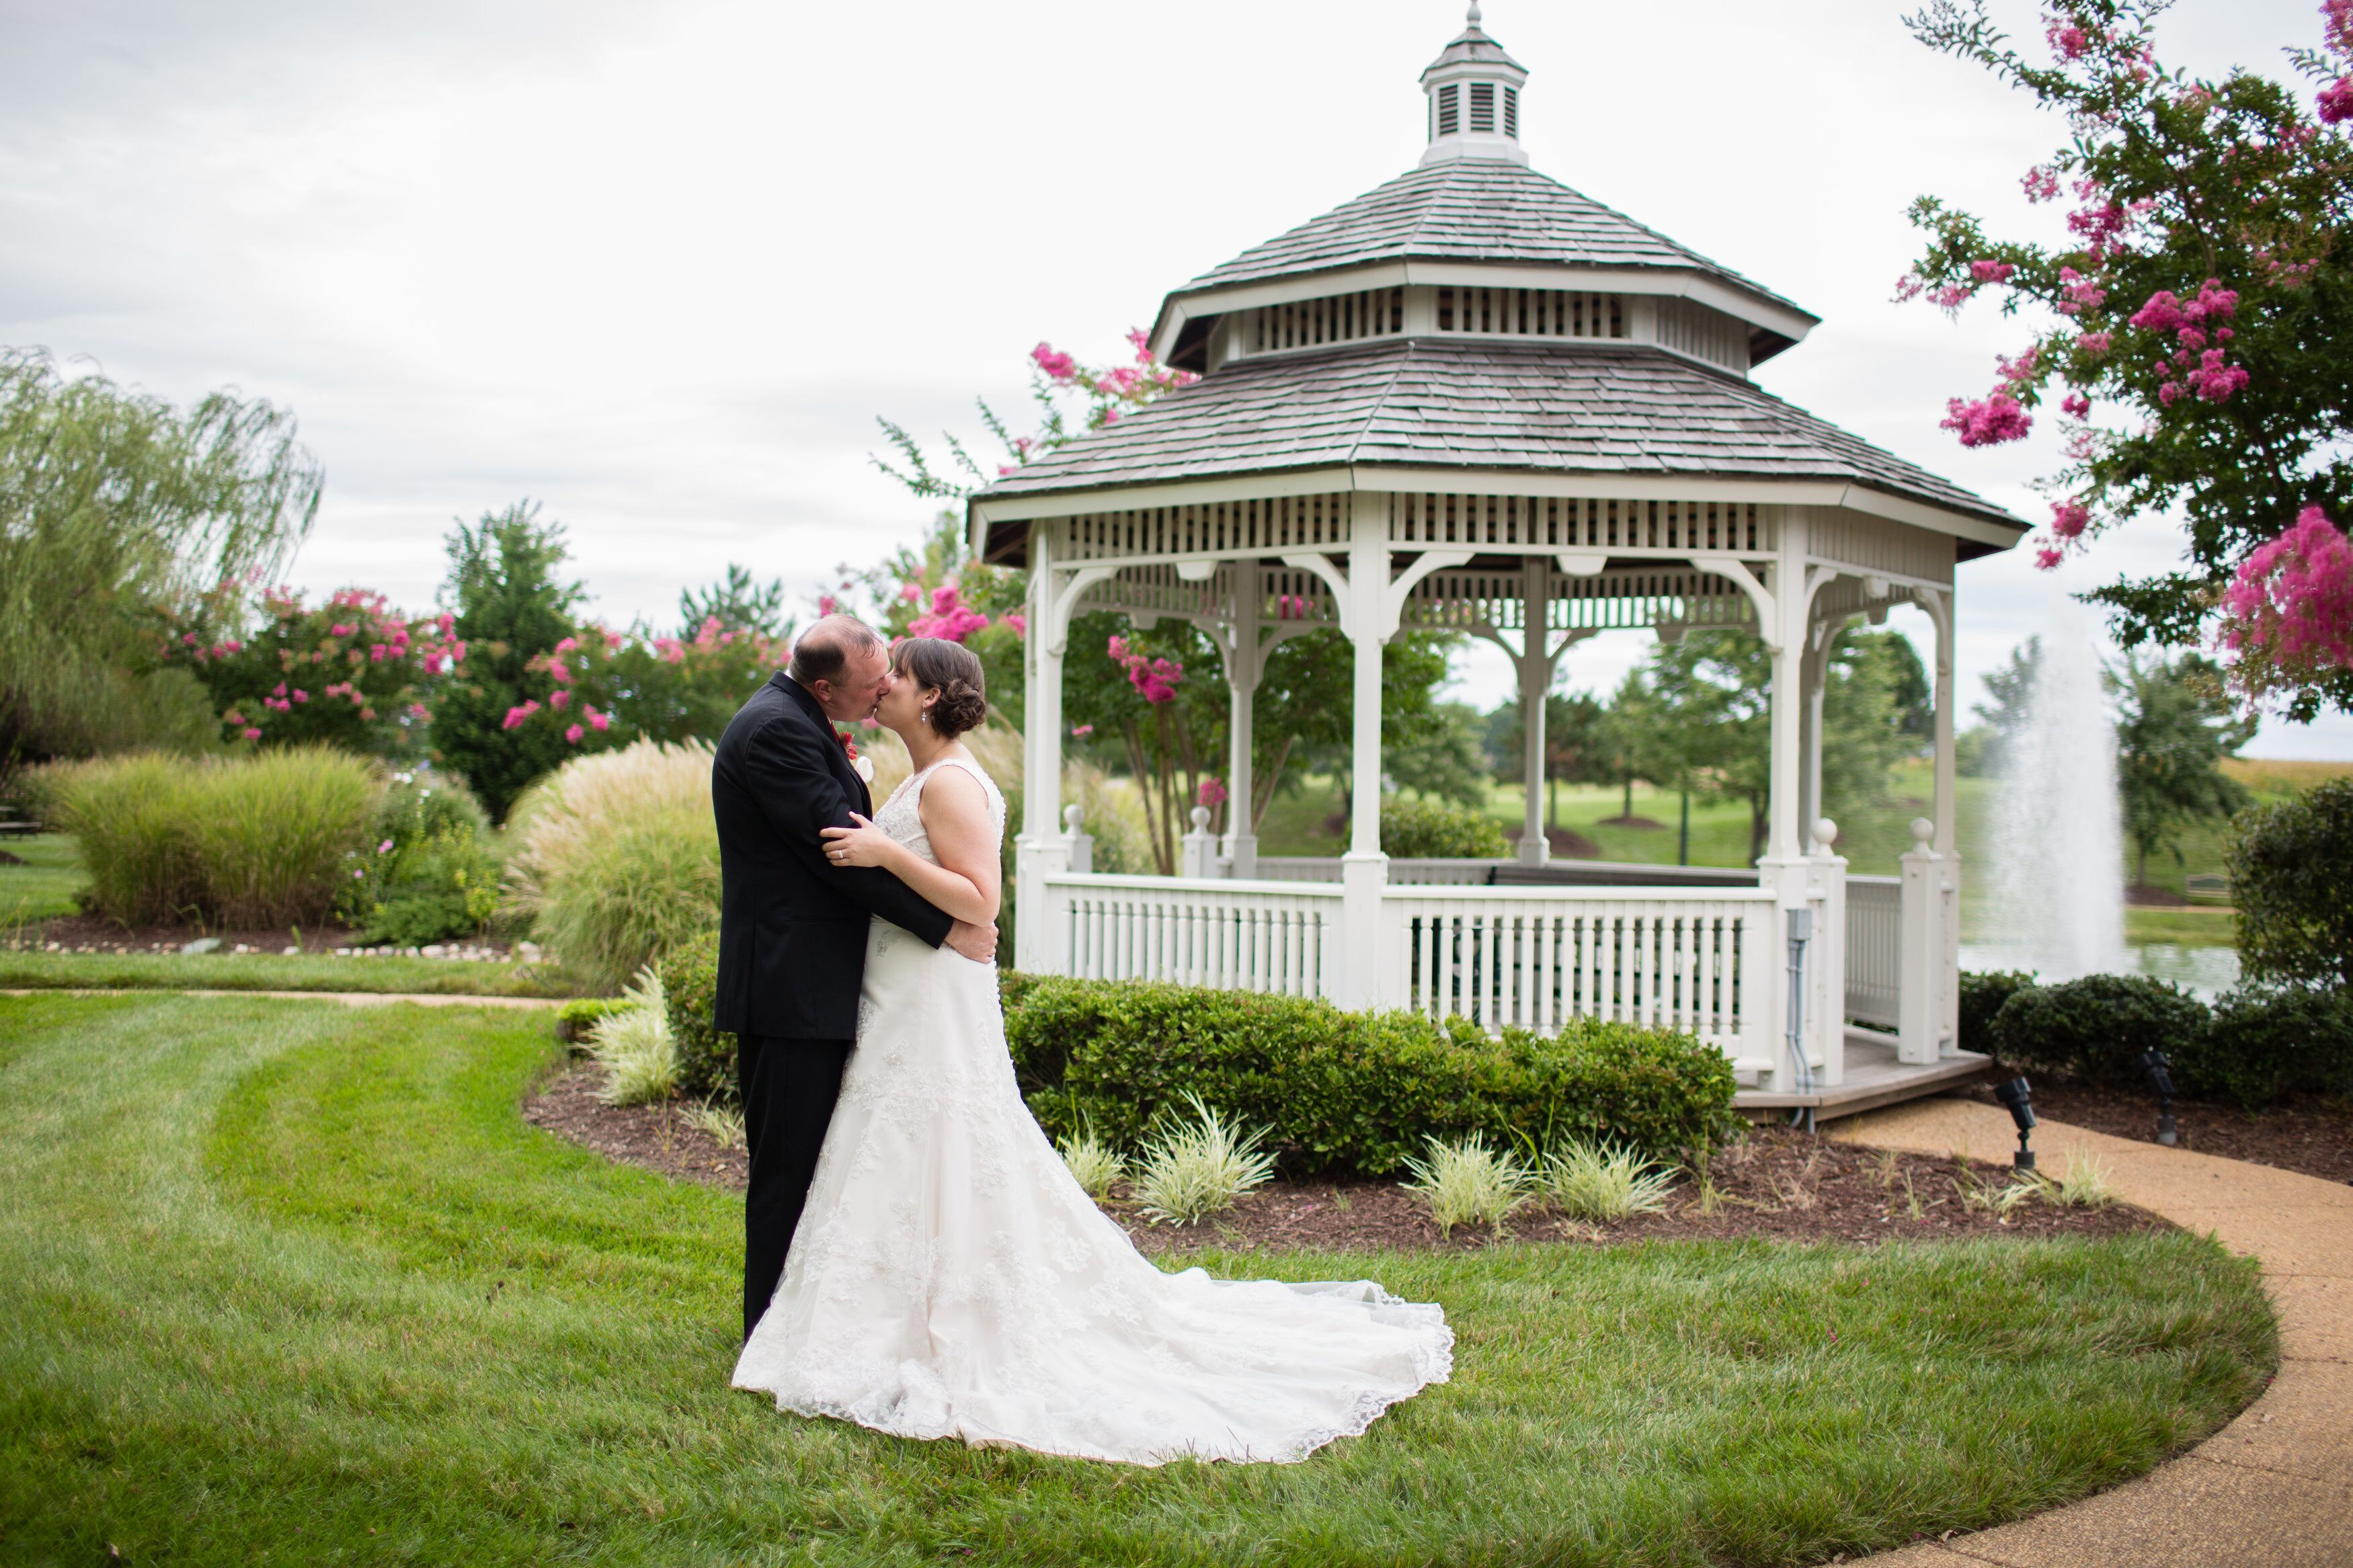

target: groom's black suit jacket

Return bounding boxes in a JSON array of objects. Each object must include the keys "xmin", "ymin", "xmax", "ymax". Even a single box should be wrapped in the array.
[{"xmin": 711, "ymin": 672, "xmax": 953, "ymax": 1040}]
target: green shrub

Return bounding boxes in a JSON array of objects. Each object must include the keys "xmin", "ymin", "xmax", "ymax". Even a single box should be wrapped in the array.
[
  {"xmin": 1988, "ymin": 975, "xmax": 2208, "ymax": 1087},
  {"xmin": 336, "ymin": 770, "xmax": 500, "ymax": 945},
  {"xmin": 1006, "ymin": 978, "xmax": 1741, "ymax": 1175},
  {"xmin": 57, "ymin": 747, "xmax": 379, "ymax": 926},
  {"xmin": 2230, "ymin": 778, "xmax": 2353, "ymax": 991},
  {"xmin": 2177, "ymin": 985, "xmax": 2353, "ymax": 1108},
  {"xmin": 1958, "ymin": 970, "xmax": 2036, "ymax": 1056},
  {"xmin": 1380, "ymin": 796, "xmax": 1509, "ymax": 858},
  {"xmin": 656, "ymin": 930, "xmax": 732, "ymax": 1103},
  {"xmin": 555, "ymin": 996, "xmax": 628, "ymax": 1046},
  {"xmin": 505, "ymin": 739, "xmax": 720, "ymax": 989}
]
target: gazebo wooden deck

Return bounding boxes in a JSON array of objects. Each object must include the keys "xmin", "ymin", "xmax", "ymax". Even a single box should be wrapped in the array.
[{"xmin": 971, "ymin": 6, "xmax": 2028, "ymax": 1115}]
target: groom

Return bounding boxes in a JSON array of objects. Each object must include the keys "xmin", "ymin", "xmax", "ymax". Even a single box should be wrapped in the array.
[{"xmin": 711, "ymin": 614, "xmax": 997, "ymax": 1342}]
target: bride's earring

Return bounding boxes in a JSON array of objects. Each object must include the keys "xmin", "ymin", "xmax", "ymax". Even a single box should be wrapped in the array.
[{"xmin": 920, "ymin": 706, "xmax": 932, "ymax": 727}]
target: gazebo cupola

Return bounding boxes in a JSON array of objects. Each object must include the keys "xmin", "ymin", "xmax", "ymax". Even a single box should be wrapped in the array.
[
  {"xmin": 1421, "ymin": 4, "xmax": 1529, "ymax": 165},
  {"xmin": 970, "ymin": 7, "xmax": 2028, "ymax": 1110}
]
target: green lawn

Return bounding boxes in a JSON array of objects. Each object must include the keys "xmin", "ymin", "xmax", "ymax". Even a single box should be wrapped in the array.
[
  {"xmin": 0, "ymin": 832, "xmax": 86, "ymax": 927},
  {"xmin": 0, "ymin": 992, "xmax": 2274, "ymax": 1565},
  {"xmin": 0, "ymin": 948, "xmax": 585, "ymax": 998}
]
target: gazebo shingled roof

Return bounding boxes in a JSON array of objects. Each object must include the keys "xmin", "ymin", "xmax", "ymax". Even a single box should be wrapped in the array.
[
  {"xmin": 1172, "ymin": 159, "xmax": 1815, "ymax": 329},
  {"xmin": 977, "ymin": 339, "xmax": 2024, "ymax": 561}
]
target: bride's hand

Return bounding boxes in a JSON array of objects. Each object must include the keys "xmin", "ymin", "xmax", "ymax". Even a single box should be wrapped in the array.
[{"xmin": 820, "ymin": 813, "xmax": 895, "ymax": 869}]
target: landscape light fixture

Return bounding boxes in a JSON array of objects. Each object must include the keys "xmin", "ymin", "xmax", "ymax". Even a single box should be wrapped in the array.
[
  {"xmin": 1993, "ymin": 1077, "xmax": 2037, "ymax": 1173},
  {"xmin": 2134, "ymin": 1050, "xmax": 2178, "ymax": 1147}
]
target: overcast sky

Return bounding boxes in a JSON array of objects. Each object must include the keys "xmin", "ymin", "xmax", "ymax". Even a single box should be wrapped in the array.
[{"xmin": 3, "ymin": 0, "xmax": 2344, "ymax": 755}]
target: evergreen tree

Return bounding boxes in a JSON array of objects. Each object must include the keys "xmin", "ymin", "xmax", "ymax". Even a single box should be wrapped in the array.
[
  {"xmin": 432, "ymin": 502, "xmax": 583, "ymax": 820},
  {"xmin": 2111, "ymin": 651, "xmax": 2256, "ymax": 889}
]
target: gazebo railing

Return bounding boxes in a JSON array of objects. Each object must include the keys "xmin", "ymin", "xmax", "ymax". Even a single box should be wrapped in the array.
[
  {"xmin": 1378, "ymin": 885, "xmax": 1774, "ymax": 1061},
  {"xmin": 1040, "ymin": 874, "xmax": 1339, "ymax": 996},
  {"xmin": 1845, "ymin": 874, "xmax": 1903, "ymax": 1031}
]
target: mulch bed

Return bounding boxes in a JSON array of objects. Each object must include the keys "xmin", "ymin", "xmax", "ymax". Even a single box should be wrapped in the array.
[
  {"xmin": 1981, "ymin": 1079, "xmax": 2353, "ymax": 1188},
  {"xmin": 526, "ymin": 1067, "xmax": 750, "ymax": 1190},
  {"xmin": 526, "ymin": 1067, "xmax": 2169, "ymax": 1251}
]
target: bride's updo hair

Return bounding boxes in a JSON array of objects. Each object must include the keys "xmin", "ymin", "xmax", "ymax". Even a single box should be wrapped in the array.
[{"xmin": 891, "ymin": 636, "xmax": 987, "ymax": 739}]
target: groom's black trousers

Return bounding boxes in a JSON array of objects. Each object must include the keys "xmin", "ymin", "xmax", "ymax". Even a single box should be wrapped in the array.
[{"xmin": 738, "ymin": 1033, "xmax": 850, "ymax": 1342}]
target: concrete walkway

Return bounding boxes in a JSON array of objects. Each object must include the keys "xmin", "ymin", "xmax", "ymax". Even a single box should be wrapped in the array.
[
  {"xmin": 1841, "ymin": 1098, "xmax": 2352, "ymax": 1568},
  {"xmin": 3, "ymin": 986, "xmax": 561, "ymax": 1009}
]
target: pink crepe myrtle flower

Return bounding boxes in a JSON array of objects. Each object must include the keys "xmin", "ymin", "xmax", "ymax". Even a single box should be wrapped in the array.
[
  {"xmin": 436, "ymin": 612, "xmax": 455, "ymax": 635},
  {"xmin": 2061, "ymin": 391, "xmax": 2093, "ymax": 419},
  {"xmin": 555, "ymin": 636, "xmax": 577, "ymax": 653},
  {"xmin": 2222, "ymin": 506, "xmax": 2353, "ymax": 677},
  {"xmin": 502, "ymin": 700, "xmax": 541, "ymax": 730},
  {"xmin": 1071, "ymin": 723, "xmax": 1094, "ymax": 738},
  {"xmin": 2185, "ymin": 349, "xmax": 2251, "ymax": 402},
  {"xmin": 1107, "ymin": 634, "xmax": 1129, "ymax": 660},
  {"xmin": 1996, "ymin": 345, "xmax": 2040, "ymax": 384},
  {"xmin": 290, "ymin": 688, "xmax": 308, "ymax": 704},
  {"xmin": 1030, "ymin": 343, "xmax": 1078, "ymax": 382},
  {"xmin": 1969, "ymin": 259, "xmax": 2016, "ymax": 283},
  {"xmin": 2022, "ymin": 165, "xmax": 2061, "ymax": 202},
  {"xmin": 1197, "ymin": 777, "xmax": 1229, "ymax": 808},
  {"xmin": 2326, "ymin": 0, "xmax": 2352, "ymax": 53},
  {"xmin": 2077, "ymin": 330, "xmax": 2114, "ymax": 356},
  {"xmin": 378, "ymin": 839, "xmax": 395, "ymax": 854},
  {"xmin": 242, "ymin": 727, "xmax": 262, "ymax": 741},
  {"xmin": 817, "ymin": 594, "xmax": 838, "ymax": 616},
  {"xmin": 899, "ymin": 582, "xmax": 922, "ymax": 602},
  {"xmin": 2036, "ymin": 545, "xmax": 2067, "ymax": 570},
  {"xmin": 1940, "ymin": 392, "xmax": 2032, "ymax": 447},
  {"xmin": 999, "ymin": 612, "xmax": 1027, "ymax": 637},
  {"xmin": 329, "ymin": 623, "xmax": 353, "ymax": 638},
  {"xmin": 565, "ymin": 723, "xmax": 585, "ymax": 744},
  {"xmin": 2319, "ymin": 77, "xmax": 2353, "ymax": 122},
  {"xmin": 2057, "ymin": 267, "xmax": 2108, "ymax": 315},
  {"xmin": 588, "ymin": 708, "xmax": 610, "ymax": 731},
  {"xmin": 2050, "ymin": 499, "xmax": 2092, "ymax": 539},
  {"xmin": 2046, "ymin": 17, "xmax": 2092, "ymax": 58},
  {"xmin": 409, "ymin": 703, "xmax": 429, "ymax": 720},
  {"xmin": 369, "ymin": 643, "xmax": 387, "ymax": 662},
  {"xmin": 1929, "ymin": 283, "xmax": 1973, "ymax": 312},
  {"xmin": 654, "ymin": 638, "xmax": 685, "ymax": 664},
  {"xmin": 547, "ymin": 659, "xmax": 570, "ymax": 683},
  {"xmin": 549, "ymin": 688, "xmax": 570, "ymax": 710},
  {"xmin": 1126, "ymin": 327, "xmax": 1155, "ymax": 362}
]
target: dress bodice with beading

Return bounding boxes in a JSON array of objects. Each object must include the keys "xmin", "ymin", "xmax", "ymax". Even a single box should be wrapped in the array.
[{"xmin": 871, "ymin": 753, "xmax": 1004, "ymax": 869}]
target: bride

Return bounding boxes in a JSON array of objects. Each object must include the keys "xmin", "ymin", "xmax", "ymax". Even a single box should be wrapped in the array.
[{"xmin": 731, "ymin": 635, "xmax": 1453, "ymax": 1465}]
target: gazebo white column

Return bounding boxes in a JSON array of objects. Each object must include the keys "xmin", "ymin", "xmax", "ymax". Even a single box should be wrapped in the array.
[
  {"xmin": 1336, "ymin": 503, "xmax": 1391, "ymax": 1009},
  {"xmin": 1515, "ymin": 559, "xmax": 1551, "ymax": 865},
  {"xmin": 1221, "ymin": 563, "xmax": 1263, "ymax": 878},
  {"xmin": 1014, "ymin": 526, "xmax": 1072, "ymax": 974},
  {"xmin": 1898, "ymin": 587, "xmax": 1962, "ymax": 1064}
]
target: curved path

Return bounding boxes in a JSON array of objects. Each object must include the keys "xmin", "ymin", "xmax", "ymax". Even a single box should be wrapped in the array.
[{"xmin": 1843, "ymin": 1099, "xmax": 2352, "ymax": 1568}]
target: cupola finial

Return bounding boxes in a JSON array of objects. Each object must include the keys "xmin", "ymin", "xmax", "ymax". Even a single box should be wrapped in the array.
[{"xmin": 1421, "ymin": 3, "xmax": 1527, "ymax": 166}]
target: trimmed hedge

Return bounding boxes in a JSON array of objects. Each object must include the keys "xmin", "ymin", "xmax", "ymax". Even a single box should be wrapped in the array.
[
  {"xmin": 2230, "ymin": 778, "xmax": 2353, "ymax": 991},
  {"xmin": 1005, "ymin": 977, "xmax": 1742, "ymax": 1174},
  {"xmin": 1380, "ymin": 796, "xmax": 1509, "ymax": 859},
  {"xmin": 657, "ymin": 960, "xmax": 1741, "ymax": 1169},
  {"xmin": 2180, "ymin": 985, "xmax": 2353, "ymax": 1108},
  {"xmin": 1989, "ymin": 974, "xmax": 2208, "ymax": 1087},
  {"xmin": 1958, "ymin": 969, "xmax": 2036, "ymax": 1057},
  {"xmin": 1973, "ymin": 968, "xmax": 2353, "ymax": 1110},
  {"xmin": 656, "ymin": 930, "xmax": 732, "ymax": 1102}
]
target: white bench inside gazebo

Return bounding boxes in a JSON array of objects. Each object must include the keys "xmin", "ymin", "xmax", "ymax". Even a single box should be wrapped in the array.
[{"xmin": 971, "ymin": 7, "xmax": 2022, "ymax": 1118}]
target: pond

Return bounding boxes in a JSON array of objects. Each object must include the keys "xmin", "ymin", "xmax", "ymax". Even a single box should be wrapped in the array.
[{"xmin": 1959, "ymin": 942, "xmax": 2241, "ymax": 999}]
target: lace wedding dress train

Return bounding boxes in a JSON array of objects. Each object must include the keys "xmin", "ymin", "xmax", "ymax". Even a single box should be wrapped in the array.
[{"xmin": 732, "ymin": 755, "xmax": 1452, "ymax": 1465}]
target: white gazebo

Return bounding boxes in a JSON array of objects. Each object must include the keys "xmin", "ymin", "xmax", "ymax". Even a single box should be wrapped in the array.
[{"xmin": 971, "ymin": 7, "xmax": 2027, "ymax": 1112}]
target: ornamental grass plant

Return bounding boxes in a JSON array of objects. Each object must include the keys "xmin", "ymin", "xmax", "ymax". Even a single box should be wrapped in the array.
[
  {"xmin": 586, "ymin": 966, "xmax": 677, "ymax": 1106},
  {"xmin": 1056, "ymin": 1124, "xmax": 1127, "ymax": 1199},
  {"xmin": 1400, "ymin": 1134, "xmax": 1535, "ymax": 1236},
  {"xmin": 58, "ymin": 747, "xmax": 378, "ymax": 927},
  {"xmin": 505, "ymin": 739, "xmax": 720, "ymax": 991},
  {"xmin": 1544, "ymin": 1139, "xmax": 1677, "ymax": 1222},
  {"xmin": 1131, "ymin": 1094, "xmax": 1276, "ymax": 1225}
]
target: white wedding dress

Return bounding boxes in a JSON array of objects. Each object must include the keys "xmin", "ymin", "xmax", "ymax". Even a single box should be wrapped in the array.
[{"xmin": 732, "ymin": 754, "xmax": 1453, "ymax": 1465}]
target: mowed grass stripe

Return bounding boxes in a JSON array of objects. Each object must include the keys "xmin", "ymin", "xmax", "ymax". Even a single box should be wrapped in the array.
[{"xmin": 0, "ymin": 993, "xmax": 2276, "ymax": 1567}]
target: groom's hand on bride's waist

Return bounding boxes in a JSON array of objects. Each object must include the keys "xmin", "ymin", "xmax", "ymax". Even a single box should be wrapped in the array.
[{"xmin": 945, "ymin": 920, "xmax": 998, "ymax": 962}]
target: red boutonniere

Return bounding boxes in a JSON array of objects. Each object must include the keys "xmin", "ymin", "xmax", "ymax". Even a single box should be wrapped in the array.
[{"xmin": 834, "ymin": 729, "xmax": 858, "ymax": 759}]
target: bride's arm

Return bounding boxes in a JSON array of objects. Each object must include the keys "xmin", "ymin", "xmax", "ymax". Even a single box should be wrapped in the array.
[{"xmin": 819, "ymin": 768, "xmax": 1000, "ymax": 925}]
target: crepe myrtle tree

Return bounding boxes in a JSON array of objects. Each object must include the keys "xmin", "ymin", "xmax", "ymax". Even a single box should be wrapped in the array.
[
  {"xmin": 1897, "ymin": 0, "xmax": 2353, "ymax": 716},
  {"xmin": 155, "ymin": 578, "xmax": 467, "ymax": 759}
]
